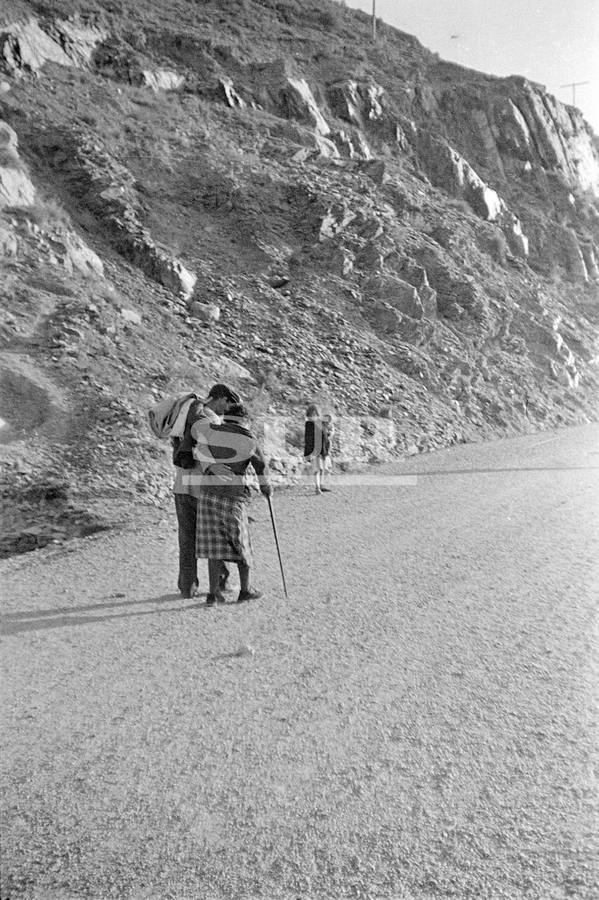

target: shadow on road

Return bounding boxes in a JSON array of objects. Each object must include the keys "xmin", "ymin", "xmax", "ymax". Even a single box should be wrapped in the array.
[
  {"xmin": 0, "ymin": 593, "xmax": 223, "ymax": 635},
  {"xmin": 1, "ymin": 593, "xmax": 183, "ymax": 620}
]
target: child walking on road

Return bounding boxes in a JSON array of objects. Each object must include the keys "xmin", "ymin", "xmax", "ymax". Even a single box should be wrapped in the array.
[
  {"xmin": 303, "ymin": 404, "xmax": 334, "ymax": 494},
  {"xmin": 304, "ymin": 404, "xmax": 323, "ymax": 494}
]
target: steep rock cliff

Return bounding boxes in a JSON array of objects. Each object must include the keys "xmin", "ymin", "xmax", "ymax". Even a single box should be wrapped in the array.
[{"xmin": 1, "ymin": 0, "xmax": 598, "ymax": 552}]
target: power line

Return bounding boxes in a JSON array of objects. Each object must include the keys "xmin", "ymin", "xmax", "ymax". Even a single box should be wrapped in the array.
[{"xmin": 559, "ymin": 80, "xmax": 590, "ymax": 105}]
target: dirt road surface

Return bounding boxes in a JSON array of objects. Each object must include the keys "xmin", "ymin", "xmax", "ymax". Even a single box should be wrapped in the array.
[{"xmin": 2, "ymin": 425, "xmax": 598, "ymax": 899}]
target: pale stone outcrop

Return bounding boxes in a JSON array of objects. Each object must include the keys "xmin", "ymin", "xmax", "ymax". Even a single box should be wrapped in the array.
[
  {"xmin": 242, "ymin": 60, "xmax": 333, "ymax": 138},
  {"xmin": 0, "ymin": 166, "xmax": 35, "ymax": 208},
  {"xmin": 50, "ymin": 20, "xmax": 108, "ymax": 66},
  {"xmin": 0, "ymin": 222, "xmax": 18, "ymax": 257},
  {"xmin": 47, "ymin": 231, "xmax": 104, "ymax": 277},
  {"xmin": 364, "ymin": 84, "xmax": 385, "ymax": 121},
  {"xmin": 330, "ymin": 128, "xmax": 372, "ymax": 160},
  {"xmin": 141, "ymin": 69, "xmax": 185, "ymax": 92},
  {"xmin": 265, "ymin": 119, "xmax": 339, "ymax": 161},
  {"xmin": 36, "ymin": 130, "xmax": 196, "ymax": 298},
  {"xmin": 416, "ymin": 129, "xmax": 531, "ymax": 258},
  {"xmin": 505, "ymin": 215, "xmax": 529, "ymax": 258},
  {"xmin": 290, "ymin": 136, "xmax": 339, "ymax": 162},
  {"xmin": 0, "ymin": 18, "xmax": 71, "ymax": 73},
  {"xmin": 328, "ymin": 80, "xmax": 386, "ymax": 126},
  {"xmin": 469, "ymin": 81, "xmax": 599, "ymax": 197},
  {"xmin": 219, "ymin": 77, "xmax": 245, "ymax": 108},
  {"xmin": 439, "ymin": 77, "xmax": 599, "ymax": 198},
  {"xmin": 120, "ymin": 308, "xmax": 142, "ymax": 325},
  {"xmin": 328, "ymin": 81, "xmax": 414, "ymax": 158},
  {"xmin": 0, "ymin": 121, "xmax": 35, "ymax": 208},
  {"xmin": 328, "ymin": 80, "xmax": 362, "ymax": 126},
  {"xmin": 0, "ymin": 120, "xmax": 18, "ymax": 156},
  {"xmin": 282, "ymin": 77, "xmax": 330, "ymax": 136},
  {"xmin": 136, "ymin": 250, "xmax": 195, "ymax": 299},
  {"xmin": 580, "ymin": 243, "xmax": 599, "ymax": 281},
  {"xmin": 504, "ymin": 82, "xmax": 599, "ymax": 196},
  {"xmin": 417, "ymin": 130, "xmax": 505, "ymax": 221},
  {"xmin": 319, "ymin": 203, "xmax": 356, "ymax": 240},
  {"xmin": 0, "ymin": 17, "xmax": 106, "ymax": 75}
]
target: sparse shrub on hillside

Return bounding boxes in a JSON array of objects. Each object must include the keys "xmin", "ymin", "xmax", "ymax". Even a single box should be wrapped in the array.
[{"xmin": 317, "ymin": 10, "xmax": 338, "ymax": 31}]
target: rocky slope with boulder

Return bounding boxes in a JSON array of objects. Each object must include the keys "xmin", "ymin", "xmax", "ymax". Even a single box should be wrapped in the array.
[{"xmin": 1, "ymin": 0, "xmax": 598, "ymax": 555}]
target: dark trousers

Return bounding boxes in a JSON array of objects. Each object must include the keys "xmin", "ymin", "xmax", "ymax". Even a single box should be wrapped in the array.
[{"xmin": 174, "ymin": 493, "xmax": 198, "ymax": 594}]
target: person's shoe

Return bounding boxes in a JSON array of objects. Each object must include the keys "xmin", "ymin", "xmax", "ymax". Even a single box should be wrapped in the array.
[
  {"xmin": 237, "ymin": 589, "xmax": 262, "ymax": 603},
  {"xmin": 180, "ymin": 582, "xmax": 199, "ymax": 599},
  {"xmin": 320, "ymin": 487, "xmax": 332, "ymax": 492},
  {"xmin": 206, "ymin": 592, "xmax": 226, "ymax": 606}
]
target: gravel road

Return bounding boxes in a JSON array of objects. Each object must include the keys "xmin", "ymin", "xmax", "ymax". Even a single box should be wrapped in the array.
[{"xmin": 1, "ymin": 424, "xmax": 598, "ymax": 900}]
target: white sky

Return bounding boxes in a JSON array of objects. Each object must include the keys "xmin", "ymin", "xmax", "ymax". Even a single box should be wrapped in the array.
[{"xmin": 342, "ymin": 1, "xmax": 599, "ymax": 133}]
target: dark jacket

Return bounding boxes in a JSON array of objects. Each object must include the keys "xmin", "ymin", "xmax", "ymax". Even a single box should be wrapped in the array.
[
  {"xmin": 304, "ymin": 419, "xmax": 330, "ymax": 458},
  {"xmin": 204, "ymin": 420, "xmax": 269, "ymax": 498},
  {"xmin": 171, "ymin": 399, "xmax": 203, "ymax": 469}
]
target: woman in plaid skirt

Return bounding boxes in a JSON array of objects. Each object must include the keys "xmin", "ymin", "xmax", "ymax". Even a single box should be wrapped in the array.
[{"xmin": 195, "ymin": 405, "xmax": 272, "ymax": 606}]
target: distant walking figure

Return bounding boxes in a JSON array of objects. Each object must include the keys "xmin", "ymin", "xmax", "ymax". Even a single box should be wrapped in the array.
[
  {"xmin": 196, "ymin": 404, "xmax": 272, "ymax": 605},
  {"xmin": 303, "ymin": 403, "xmax": 326, "ymax": 494}
]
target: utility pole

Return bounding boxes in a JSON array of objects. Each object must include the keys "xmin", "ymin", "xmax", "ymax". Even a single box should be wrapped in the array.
[
  {"xmin": 372, "ymin": 0, "xmax": 376, "ymax": 41},
  {"xmin": 560, "ymin": 80, "xmax": 590, "ymax": 106}
]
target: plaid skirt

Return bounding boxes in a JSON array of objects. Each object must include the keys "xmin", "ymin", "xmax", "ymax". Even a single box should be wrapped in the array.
[{"xmin": 196, "ymin": 492, "xmax": 253, "ymax": 566}]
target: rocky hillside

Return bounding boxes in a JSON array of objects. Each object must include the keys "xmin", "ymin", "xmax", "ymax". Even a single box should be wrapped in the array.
[{"xmin": 1, "ymin": 0, "xmax": 599, "ymax": 555}]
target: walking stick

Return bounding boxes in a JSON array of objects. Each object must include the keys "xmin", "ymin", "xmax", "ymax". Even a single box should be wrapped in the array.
[{"xmin": 267, "ymin": 495, "xmax": 288, "ymax": 599}]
